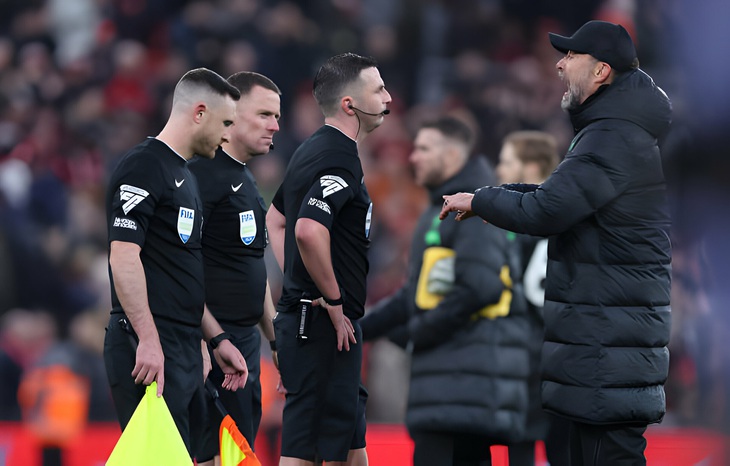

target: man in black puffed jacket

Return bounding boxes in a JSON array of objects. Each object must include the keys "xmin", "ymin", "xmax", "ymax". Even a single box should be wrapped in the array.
[
  {"xmin": 441, "ymin": 21, "xmax": 672, "ymax": 466},
  {"xmin": 362, "ymin": 116, "xmax": 530, "ymax": 466}
]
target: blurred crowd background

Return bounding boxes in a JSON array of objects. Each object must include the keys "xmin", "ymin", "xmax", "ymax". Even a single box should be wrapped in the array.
[{"xmin": 1, "ymin": 0, "xmax": 729, "ymax": 459}]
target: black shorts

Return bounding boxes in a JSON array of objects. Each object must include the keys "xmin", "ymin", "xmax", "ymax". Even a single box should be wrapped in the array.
[
  {"xmin": 103, "ymin": 314, "xmax": 207, "ymax": 459},
  {"xmin": 196, "ymin": 324, "xmax": 262, "ymax": 457},
  {"xmin": 274, "ymin": 308, "xmax": 367, "ymax": 462}
]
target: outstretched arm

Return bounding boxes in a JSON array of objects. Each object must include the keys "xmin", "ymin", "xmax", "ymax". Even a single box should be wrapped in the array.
[{"xmin": 442, "ymin": 151, "xmax": 620, "ymax": 236}]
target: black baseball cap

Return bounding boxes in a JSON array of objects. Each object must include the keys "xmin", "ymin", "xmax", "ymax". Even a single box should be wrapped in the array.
[{"xmin": 549, "ymin": 20, "xmax": 638, "ymax": 71}]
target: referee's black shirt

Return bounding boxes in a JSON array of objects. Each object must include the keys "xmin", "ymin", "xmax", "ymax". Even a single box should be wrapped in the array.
[
  {"xmin": 106, "ymin": 138, "xmax": 204, "ymax": 327},
  {"xmin": 272, "ymin": 125, "xmax": 372, "ymax": 319},
  {"xmin": 189, "ymin": 148, "xmax": 268, "ymax": 326}
]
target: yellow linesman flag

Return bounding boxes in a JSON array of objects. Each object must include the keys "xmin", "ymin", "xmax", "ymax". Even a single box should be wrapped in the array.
[
  {"xmin": 106, "ymin": 382, "xmax": 193, "ymax": 466},
  {"xmin": 219, "ymin": 414, "xmax": 261, "ymax": 466}
]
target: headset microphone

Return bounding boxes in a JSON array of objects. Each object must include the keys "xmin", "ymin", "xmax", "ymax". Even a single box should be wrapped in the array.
[
  {"xmin": 269, "ymin": 142, "xmax": 275, "ymax": 151},
  {"xmin": 348, "ymin": 104, "xmax": 390, "ymax": 116}
]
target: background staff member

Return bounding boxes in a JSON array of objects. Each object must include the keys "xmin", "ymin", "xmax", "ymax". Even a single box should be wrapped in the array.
[
  {"xmin": 361, "ymin": 117, "xmax": 530, "ymax": 466},
  {"xmin": 104, "ymin": 68, "xmax": 248, "ymax": 465},
  {"xmin": 495, "ymin": 130, "xmax": 568, "ymax": 466},
  {"xmin": 267, "ymin": 52, "xmax": 391, "ymax": 466},
  {"xmin": 189, "ymin": 71, "xmax": 281, "ymax": 460}
]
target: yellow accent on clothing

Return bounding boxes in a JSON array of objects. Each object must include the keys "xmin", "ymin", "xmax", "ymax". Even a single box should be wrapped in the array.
[
  {"xmin": 473, "ymin": 266, "xmax": 513, "ymax": 320},
  {"xmin": 416, "ymin": 247, "xmax": 512, "ymax": 320},
  {"xmin": 415, "ymin": 247, "xmax": 455, "ymax": 310}
]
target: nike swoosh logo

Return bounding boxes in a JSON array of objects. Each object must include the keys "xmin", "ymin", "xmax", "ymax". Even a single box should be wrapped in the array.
[
  {"xmin": 175, "ymin": 179, "xmax": 184, "ymax": 188},
  {"xmin": 231, "ymin": 183, "xmax": 242, "ymax": 192}
]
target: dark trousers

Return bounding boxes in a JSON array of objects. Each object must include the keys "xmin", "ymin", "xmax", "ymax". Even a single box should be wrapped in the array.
[
  {"xmin": 508, "ymin": 414, "xmax": 571, "ymax": 466},
  {"xmin": 193, "ymin": 324, "xmax": 263, "ymax": 461},
  {"xmin": 104, "ymin": 314, "xmax": 205, "ymax": 458},
  {"xmin": 545, "ymin": 414, "xmax": 571, "ymax": 465},
  {"xmin": 411, "ymin": 431, "xmax": 493, "ymax": 466},
  {"xmin": 568, "ymin": 421, "xmax": 647, "ymax": 466},
  {"xmin": 507, "ymin": 441, "xmax": 535, "ymax": 466}
]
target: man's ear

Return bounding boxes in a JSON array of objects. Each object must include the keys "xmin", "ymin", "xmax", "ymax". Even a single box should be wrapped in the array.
[
  {"xmin": 595, "ymin": 62, "xmax": 612, "ymax": 83},
  {"xmin": 342, "ymin": 97, "xmax": 355, "ymax": 115},
  {"xmin": 193, "ymin": 103, "xmax": 207, "ymax": 123}
]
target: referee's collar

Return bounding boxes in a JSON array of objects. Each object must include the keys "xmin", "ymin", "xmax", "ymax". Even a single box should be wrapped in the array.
[
  {"xmin": 325, "ymin": 124, "xmax": 357, "ymax": 143},
  {"xmin": 149, "ymin": 136, "xmax": 187, "ymax": 162},
  {"xmin": 219, "ymin": 148, "xmax": 246, "ymax": 167}
]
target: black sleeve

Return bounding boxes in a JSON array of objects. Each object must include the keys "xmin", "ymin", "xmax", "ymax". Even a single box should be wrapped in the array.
[
  {"xmin": 499, "ymin": 183, "xmax": 539, "ymax": 193},
  {"xmin": 408, "ymin": 222, "xmax": 508, "ymax": 350},
  {"xmin": 297, "ymin": 169, "xmax": 358, "ymax": 229},
  {"xmin": 360, "ymin": 287, "xmax": 411, "ymax": 343},
  {"xmin": 471, "ymin": 149, "xmax": 619, "ymax": 236},
  {"xmin": 108, "ymin": 155, "xmax": 164, "ymax": 247},
  {"xmin": 272, "ymin": 183, "xmax": 284, "ymax": 214}
]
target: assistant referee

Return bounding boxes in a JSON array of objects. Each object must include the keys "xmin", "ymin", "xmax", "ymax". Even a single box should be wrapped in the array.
[
  {"xmin": 104, "ymin": 68, "xmax": 248, "ymax": 465},
  {"xmin": 189, "ymin": 71, "xmax": 281, "ymax": 459}
]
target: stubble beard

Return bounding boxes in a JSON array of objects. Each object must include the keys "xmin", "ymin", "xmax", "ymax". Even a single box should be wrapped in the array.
[
  {"xmin": 561, "ymin": 82, "xmax": 583, "ymax": 111},
  {"xmin": 194, "ymin": 136, "xmax": 218, "ymax": 159}
]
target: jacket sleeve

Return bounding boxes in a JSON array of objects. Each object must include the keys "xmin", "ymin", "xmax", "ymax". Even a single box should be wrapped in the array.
[
  {"xmin": 407, "ymin": 221, "xmax": 507, "ymax": 350},
  {"xmin": 471, "ymin": 148, "xmax": 619, "ymax": 236},
  {"xmin": 360, "ymin": 286, "xmax": 411, "ymax": 343},
  {"xmin": 500, "ymin": 183, "xmax": 539, "ymax": 193}
]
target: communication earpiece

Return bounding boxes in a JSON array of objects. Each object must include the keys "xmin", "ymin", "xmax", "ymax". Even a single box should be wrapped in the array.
[{"xmin": 347, "ymin": 103, "xmax": 390, "ymax": 116}]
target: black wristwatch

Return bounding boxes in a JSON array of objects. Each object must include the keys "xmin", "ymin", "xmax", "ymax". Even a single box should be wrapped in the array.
[
  {"xmin": 323, "ymin": 295, "xmax": 344, "ymax": 306},
  {"xmin": 323, "ymin": 288, "xmax": 346, "ymax": 307},
  {"xmin": 210, "ymin": 332, "xmax": 233, "ymax": 349}
]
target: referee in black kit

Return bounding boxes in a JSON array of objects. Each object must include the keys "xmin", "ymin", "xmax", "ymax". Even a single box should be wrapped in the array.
[
  {"xmin": 104, "ymin": 68, "xmax": 248, "ymax": 465},
  {"xmin": 266, "ymin": 53, "xmax": 391, "ymax": 466},
  {"xmin": 188, "ymin": 71, "xmax": 281, "ymax": 460}
]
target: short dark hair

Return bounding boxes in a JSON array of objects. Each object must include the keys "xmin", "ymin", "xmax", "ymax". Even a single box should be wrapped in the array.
[
  {"xmin": 313, "ymin": 53, "xmax": 378, "ymax": 115},
  {"xmin": 420, "ymin": 116, "xmax": 474, "ymax": 151},
  {"xmin": 178, "ymin": 68, "xmax": 241, "ymax": 100},
  {"xmin": 227, "ymin": 71, "xmax": 281, "ymax": 96},
  {"xmin": 503, "ymin": 131, "xmax": 560, "ymax": 179}
]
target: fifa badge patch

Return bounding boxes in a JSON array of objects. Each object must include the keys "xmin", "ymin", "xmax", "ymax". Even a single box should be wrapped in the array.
[
  {"xmin": 178, "ymin": 207, "xmax": 195, "ymax": 243},
  {"xmin": 239, "ymin": 210, "xmax": 256, "ymax": 245},
  {"xmin": 365, "ymin": 203, "xmax": 373, "ymax": 238}
]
